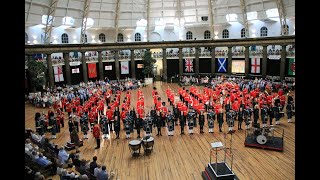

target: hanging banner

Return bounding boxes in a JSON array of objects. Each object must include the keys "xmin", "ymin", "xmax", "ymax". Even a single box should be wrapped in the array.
[
  {"xmin": 88, "ymin": 63, "xmax": 97, "ymax": 78},
  {"xmin": 72, "ymin": 68, "xmax": 80, "ymax": 73},
  {"xmin": 70, "ymin": 61, "xmax": 81, "ymax": 66},
  {"xmin": 268, "ymin": 55, "xmax": 281, "ymax": 60},
  {"xmin": 137, "ymin": 64, "xmax": 144, "ymax": 68},
  {"xmin": 251, "ymin": 58, "xmax": 261, "ymax": 74},
  {"xmin": 121, "ymin": 61, "xmax": 129, "ymax": 74},
  {"xmin": 288, "ymin": 58, "xmax": 295, "ymax": 76},
  {"xmin": 53, "ymin": 66, "xmax": 64, "ymax": 82},
  {"xmin": 105, "ymin": 65, "xmax": 112, "ymax": 70}
]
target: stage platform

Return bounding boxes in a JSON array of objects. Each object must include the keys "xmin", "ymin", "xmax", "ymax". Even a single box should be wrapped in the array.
[
  {"xmin": 244, "ymin": 135, "xmax": 283, "ymax": 151},
  {"xmin": 202, "ymin": 163, "xmax": 239, "ymax": 180}
]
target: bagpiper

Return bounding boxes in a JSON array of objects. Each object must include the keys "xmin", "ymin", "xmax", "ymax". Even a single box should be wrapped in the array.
[{"xmin": 207, "ymin": 108, "xmax": 216, "ymax": 133}]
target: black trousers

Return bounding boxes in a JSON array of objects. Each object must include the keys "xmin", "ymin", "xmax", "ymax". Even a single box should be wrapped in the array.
[
  {"xmin": 137, "ymin": 129, "xmax": 140, "ymax": 137},
  {"xmin": 96, "ymin": 138, "xmax": 100, "ymax": 148},
  {"xmin": 200, "ymin": 125, "xmax": 204, "ymax": 132},
  {"xmin": 157, "ymin": 127, "xmax": 162, "ymax": 135},
  {"xmin": 180, "ymin": 126, "xmax": 184, "ymax": 134}
]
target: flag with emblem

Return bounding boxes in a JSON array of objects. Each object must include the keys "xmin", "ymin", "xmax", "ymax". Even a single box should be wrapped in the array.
[
  {"xmin": 288, "ymin": 58, "xmax": 295, "ymax": 75},
  {"xmin": 53, "ymin": 66, "xmax": 64, "ymax": 82},
  {"xmin": 251, "ymin": 58, "xmax": 261, "ymax": 73},
  {"xmin": 121, "ymin": 61, "xmax": 129, "ymax": 74},
  {"xmin": 185, "ymin": 59, "xmax": 194, "ymax": 72},
  {"xmin": 88, "ymin": 63, "xmax": 97, "ymax": 78},
  {"xmin": 218, "ymin": 58, "xmax": 227, "ymax": 73}
]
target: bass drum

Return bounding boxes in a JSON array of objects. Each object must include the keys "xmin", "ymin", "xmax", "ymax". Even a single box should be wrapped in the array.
[{"xmin": 256, "ymin": 135, "xmax": 267, "ymax": 145}]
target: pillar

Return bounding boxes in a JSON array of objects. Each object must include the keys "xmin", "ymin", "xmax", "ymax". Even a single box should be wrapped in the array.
[
  {"xmin": 46, "ymin": 53, "xmax": 54, "ymax": 88},
  {"xmin": 228, "ymin": 47, "xmax": 232, "ymax": 74},
  {"xmin": 162, "ymin": 48, "xmax": 167, "ymax": 82},
  {"xmin": 280, "ymin": 45, "xmax": 286, "ymax": 80},
  {"xmin": 81, "ymin": 51, "xmax": 88, "ymax": 83},
  {"xmin": 262, "ymin": 45, "xmax": 268, "ymax": 78},
  {"xmin": 115, "ymin": 50, "xmax": 120, "ymax": 80},
  {"xmin": 245, "ymin": 46, "xmax": 250, "ymax": 77},
  {"xmin": 179, "ymin": 47, "xmax": 183, "ymax": 76},
  {"xmin": 211, "ymin": 47, "xmax": 216, "ymax": 77},
  {"xmin": 130, "ymin": 49, "xmax": 136, "ymax": 79},
  {"xmin": 195, "ymin": 47, "xmax": 200, "ymax": 76},
  {"xmin": 63, "ymin": 52, "xmax": 71, "ymax": 85},
  {"xmin": 98, "ymin": 51, "xmax": 104, "ymax": 80}
]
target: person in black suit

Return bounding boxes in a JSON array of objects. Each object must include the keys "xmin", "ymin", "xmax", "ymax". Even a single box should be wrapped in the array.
[{"xmin": 199, "ymin": 110, "xmax": 205, "ymax": 134}]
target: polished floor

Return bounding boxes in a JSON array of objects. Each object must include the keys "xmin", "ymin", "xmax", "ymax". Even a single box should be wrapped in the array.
[{"xmin": 25, "ymin": 82, "xmax": 295, "ymax": 180}]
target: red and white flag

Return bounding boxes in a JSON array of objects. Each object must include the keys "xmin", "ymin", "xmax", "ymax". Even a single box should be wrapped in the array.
[
  {"xmin": 121, "ymin": 61, "xmax": 129, "ymax": 74},
  {"xmin": 53, "ymin": 66, "xmax": 64, "ymax": 82},
  {"xmin": 251, "ymin": 58, "xmax": 260, "ymax": 74}
]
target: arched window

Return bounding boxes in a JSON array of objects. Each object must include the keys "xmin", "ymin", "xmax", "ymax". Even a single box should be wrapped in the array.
[
  {"xmin": 25, "ymin": 32, "xmax": 28, "ymax": 43},
  {"xmin": 135, "ymin": 33, "xmax": 141, "ymax": 42},
  {"xmin": 222, "ymin": 29, "xmax": 229, "ymax": 39},
  {"xmin": 84, "ymin": 34, "xmax": 88, "ymax": 43},
  {"xmin": 117, "ymin": 33, "xmax": 124, "ymax": 42},
  {"xmin": 204, "ymin": 30, "xmax": 211, "ymax": 39},
  {"xmin": 241, "ymin": 28, "xmax": 246, "ymax": 38},
  {"xmin": 61, "ymin": 33, "xmax": 69, "ymax": 43},
  {"xmin": 99, "ymin": 33, "xmax": 106, "ymax": 42},
  {"xmin": 260, "ymin": 27, "xmax": 268, "ymax": 37},
  {"xmin": 282, "ymin": 25, "xmax": 289, "ymax": 35},
  {"xmin": 186, "ymin": 31, "xmax": 193, "ymax": 40}
]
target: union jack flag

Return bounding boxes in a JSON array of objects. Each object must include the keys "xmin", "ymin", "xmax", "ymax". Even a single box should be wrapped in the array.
[{"xmin": 185, "ymin": 59, "xmax": 194, "ymax": 72}]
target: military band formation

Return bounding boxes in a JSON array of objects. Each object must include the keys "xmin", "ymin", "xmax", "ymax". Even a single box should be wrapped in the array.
[{"xmin": 33, "ymin": 77, "xmax": 294, "ymax": 149}]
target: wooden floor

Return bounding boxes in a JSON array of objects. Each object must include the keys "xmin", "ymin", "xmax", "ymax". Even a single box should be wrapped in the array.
[{"xmin": 25, "ymin": 82, "xmax": 295, "ymax": 180}]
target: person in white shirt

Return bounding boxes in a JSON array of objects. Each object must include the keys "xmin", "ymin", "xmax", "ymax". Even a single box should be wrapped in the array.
[
  {"xmin": 58, "ymin": 147, "xmax": 69, "ymax": 165},
  {"xmin": 94, "ymin": 164, "xmax": 101, "ymax": 177}
]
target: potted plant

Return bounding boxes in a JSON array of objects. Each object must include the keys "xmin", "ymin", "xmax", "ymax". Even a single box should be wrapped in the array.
[
  {"xmin": 27, "ymin": 59, "xmax": 47, "ymax": 92},
  {"xmin": 142, "ymin": 50, "xmax": 156, "ymax": 85}
]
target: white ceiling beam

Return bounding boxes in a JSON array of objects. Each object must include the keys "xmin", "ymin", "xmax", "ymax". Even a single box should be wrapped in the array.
[
  {"xmin": 114, "ymin": 0, "xmax": 120, "ymax": 42},
  {"xmin": 208, "ymin": 0, "xmax": 215, "ymax": 38},
  {"xmin": 44, "ymin": 0, "xmax": 59, "ymax": 44},
  {"xmin": 80, "ymin": 0, "xmax": 91, "ymax": 44},
  {"xmin": 147, "ymin": 0, "xmax": 150, "ymax": 41},
  {"xmin": 26, "ymin": 0, "xmax": 33, "ymax": 23},
  {"xmin": 275, "ymin": 0, "xmax": 288, "ymax": 35},
  {"xmin": 240, "ymin": 0, "xmax": 249, "ymax": 37}
]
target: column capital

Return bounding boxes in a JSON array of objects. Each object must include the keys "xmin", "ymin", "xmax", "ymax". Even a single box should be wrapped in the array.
[
  {"xmin": 97, "ymin": 50, "xmax": 102, "ymax": 53},
  {"xmin": 130, "ymin": 49, "xmax": 134, "ymax": 52},
  {"xmin": 62, "ymin": 51, "xmax": 70, "ymax": 54},
  {"xmin": 263, "ymin": 45, "xmax": 268, "ymax": 48},
  {"xmin": 81, "ymin": 51, "xmax": 86, "ymax": 54},
  {"xmin": 162, "ymin": 48, "xmax": 166, "ymax": 50},
  {"xmin": 228, "ymin": 46, "xmax": 232, "ymax": 49}
]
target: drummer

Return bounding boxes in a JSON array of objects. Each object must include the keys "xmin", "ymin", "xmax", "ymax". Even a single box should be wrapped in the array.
[
  {"xmin": 125, "ymin": 120, "xmax": 131, "ymax": 139},
  {"xmin": 167, "ymin": 114, "xmax": 174, "ymax": 136}
]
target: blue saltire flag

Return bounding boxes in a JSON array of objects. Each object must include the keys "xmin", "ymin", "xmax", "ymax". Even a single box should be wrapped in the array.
[{"xmin": 218, "ymin": 58, "xmax": 227, "ymax": 73}]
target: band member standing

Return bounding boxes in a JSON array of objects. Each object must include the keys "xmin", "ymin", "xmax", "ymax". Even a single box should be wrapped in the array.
[
  {"xmin": 217, "ymin": 108, "xmax": 224, "ymax": 132},
  {"xmin": 114, "ymin": 116, "xmax": 121, "ymax": 139},
  {"xmin": 179, "ymin": 111, "xmax": 185, "ymax": 135},
  {"xmin": 71, "ymin": 126, "xmax": 80, "ymax": 153},
  {"xmin": 144, "ymin": 115, "xmax": 151, "ymax": 136},
  {"xmin": 167, "ymin": 118, "xmax": 174, "ymax": 136},
  {"xmin": 274, "ymin": 104, "xmax": 281, "ymax": 125},
  {"xmin": 188, "ymin": 116, "xmax": 194, "ymax": 135},
  {"xmin": 268, "ymin": 104, "xmax": 274, "ymax": 125},
  {"xmin": 136, "ymin": 115, "xmax": 142, "ymax": 138},
  {"xmin": 286, "ymin": 102, "xmax": 293, "ymax": 123},
  {"xmin": 156, "ymin": 111, "xmax": 162, "ymax": 136},
  {"xmin": 81, "ymin": 116, "xmax": 89, "ymax": 139},
  {"xmin": 93, "ymin": 123, "xmax": 101, "ymax": 149},
  {"xmin": 238, "ymin": 107, "xmax": 244, "ymax": 130},
  {"xmin": 173, "ymin": 104, "xmax": 179, "ymax": 126},
  {"xmin": 261, "ymin": 104, "xmax": 268, "ymax": 127},
  {"xmin": 226, "ymin": 109, "xmax": 234, "ymax": 133},
  {"xmin": 207, "ymin": 108, "xmax": 215, "ymax": 133},
  {"xmin": 253, "ymin": 104, "xmax": 260, "ymax": 129},
  {"xmin": 199, "ymin": 110, "xmax": 205, "ymax": 134},
  {"xmin": 244, "ymin": 107, "xmax": 250, "ymax": 129},
  {"xmin": 101, "ymin": 116, "xmax": 109, "ymax": 139},
  {"xmin": 125, "ymin": 120, "xmax": 131, "ymax": 139}
]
